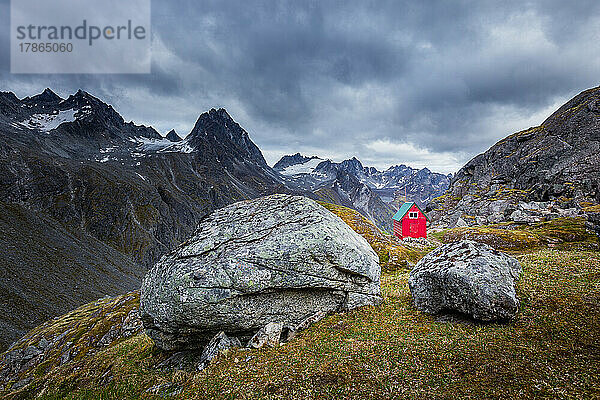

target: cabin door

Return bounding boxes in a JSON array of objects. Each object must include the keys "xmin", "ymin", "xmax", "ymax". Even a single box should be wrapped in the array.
[{"xmin": 409, "ymin": 221, "xmax": 419, "ymax": 236}]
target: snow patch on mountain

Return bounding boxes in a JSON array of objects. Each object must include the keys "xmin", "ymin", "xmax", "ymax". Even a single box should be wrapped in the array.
[
  {"xmin": 280, "ymin": 157, "xmax": 325, "ymax": 176},
  {"xmin": 165, "ymin": 141, "xmax": 195, "ymax": 154},
  {"xmin": 18, "ymin": 109, "xmax": 78, "ymax": 132},
  {"xmin": 129, "ymin": 137, "xmax": 195, "ymax": 154}
]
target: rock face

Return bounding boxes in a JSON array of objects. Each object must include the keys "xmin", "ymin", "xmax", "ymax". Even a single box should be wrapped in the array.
[
  {"xmin": 140, "ymin": 194, "xmax": 382, "ymax": 351},
  {"xmin": 429, "ymin": 86, "xmax": 600, "ymax": 227},
  {"xmin": 408, "ymin": 240, "xmax": 522, "ymax": 321},
  {"xmin": 586, "ymin": 211, "xmax": 600, "ymax": 240}
]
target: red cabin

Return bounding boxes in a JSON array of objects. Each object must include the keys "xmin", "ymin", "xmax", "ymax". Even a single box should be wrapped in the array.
[{"xmin": 392, "ymin": 202, "xmax": 428, "ymax": 239}]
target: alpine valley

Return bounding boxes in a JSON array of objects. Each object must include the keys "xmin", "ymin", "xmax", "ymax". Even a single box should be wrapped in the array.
[{"xmin": 0, "ymin": 85, "xmax": 599, "ymax": 400}]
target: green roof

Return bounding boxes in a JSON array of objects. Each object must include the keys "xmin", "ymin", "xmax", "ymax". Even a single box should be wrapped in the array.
[{"xmin": 392, "ymin": 202, "xmax": 429, "ymax": 221}]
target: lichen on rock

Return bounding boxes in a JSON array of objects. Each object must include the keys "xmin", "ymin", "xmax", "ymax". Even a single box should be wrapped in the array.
[
  {"xmin": 140, "ymin": 194, "xmax": 382, "ymax": 351},
  {"xmin": 408, "ymin": 240, "xmax": 522, "ymax": 321}
]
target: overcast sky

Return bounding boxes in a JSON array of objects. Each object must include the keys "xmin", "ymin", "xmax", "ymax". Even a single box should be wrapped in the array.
[{"xmin": 1, "ymin": 1, "xmax": 599, "ymax": 174}]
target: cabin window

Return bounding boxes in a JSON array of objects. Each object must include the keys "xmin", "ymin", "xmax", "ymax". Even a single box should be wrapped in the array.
[{"xmin": 409, "ymin": 212, "xmax": 418, "ymax": 219}]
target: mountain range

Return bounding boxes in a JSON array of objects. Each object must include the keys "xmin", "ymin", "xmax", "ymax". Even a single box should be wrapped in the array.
[
  {"xmin": 0, "ymin": 88, "xmax": 448, "ymax": 350},
  {"xmin": 274, "ymin": 153, "xmax": 450, "ymax": 230},
  {"xmin": 0, "ymin": 89, "xmax": 290, "ymax": 350},
  {"xmin": 4, "ymin": 85, "xmax": 598, "ymax": 351}
]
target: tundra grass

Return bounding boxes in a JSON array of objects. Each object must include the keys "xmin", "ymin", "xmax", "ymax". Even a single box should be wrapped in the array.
[
  {"xmin": 5, "ymin": 249, "xmax": 599, "ymax": 400},
  {"xmin": 441, "ymin": 217, "xmax": 598, "ymax": 252}
]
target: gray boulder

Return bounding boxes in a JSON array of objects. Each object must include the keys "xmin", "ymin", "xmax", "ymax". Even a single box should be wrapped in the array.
[
  {"xmin": 408, "ymin": 240, "xmax": 522, "ymax": 321},
  {"xmin": 197, "ymin": 332, "xmax": 241, "ymax": 371},
  {"xmin": 140, "ymin": 194, "xmax": 381, "ymax": 351}
]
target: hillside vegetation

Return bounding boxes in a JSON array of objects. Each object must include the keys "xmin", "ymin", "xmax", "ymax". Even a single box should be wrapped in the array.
[
  {"xmin": 1, "ymin": 215, "xmax": 598, "ymax": 399},
  {"xmin": 1, "ymin": 247, "xmax": 598, "ymax": 399},
  {"xmin": 318, "ymin": 202, "xmax": 431, "ymax": 271},
  {"xmin": 437, "ymin": 217, "xmax": 597, "ymax": 252}
]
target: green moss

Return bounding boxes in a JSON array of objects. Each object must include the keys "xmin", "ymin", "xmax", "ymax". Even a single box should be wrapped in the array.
[{"xmin": 1, "ymin": 292, "xmax": 141, "ymax": 396}]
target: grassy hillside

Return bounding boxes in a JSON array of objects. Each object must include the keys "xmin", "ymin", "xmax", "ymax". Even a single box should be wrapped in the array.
[
  {"xmin": 318, "ymin": 202, "xmax": 431, "ymax": 271},
  {"xmin": 1, "ymin": 212, "xmax": 598, "ymax": 399},
  {"xmin": 1, "ymin": 246, "xmax": 599, "ymax": 399},
  {"xmin": 436, "ymin": 217, "xmax": 597, "ymax": 252}
]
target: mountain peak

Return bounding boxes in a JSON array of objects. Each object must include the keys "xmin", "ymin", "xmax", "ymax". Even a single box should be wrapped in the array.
[
  {"xmin": 205, "ymin": 107, "xmax": 234, "ymax": 122},
  {"xmin": 25, "ymin": 88, "xmax": 62, "ymax": 104},
  {"xmin": 273, "ymin": 153, "xmax": 322, "ymax": 171},
  {"xmin": 166, "ymin": 129, "xmax": 183, "ymax": 142},
  {"xmin": 340, "ymin": 157, "xmax": 364, "ymax": 171},
  {"xmin": 72, "ymin": 89, "xmax": 96, "ymax": 101},
  {"xmin": 39, "ymin": 88, "xmax": 62, "ymax": 101},
  {"xmin": 188, "ymin": 108, "xmax": 268, "ymax": 167},
  {"xmin": 63, "ymin": 89, "xmax": 106, "ymax": 108}
]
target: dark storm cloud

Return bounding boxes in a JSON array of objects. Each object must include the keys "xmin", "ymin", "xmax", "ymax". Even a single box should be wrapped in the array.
[{"xmin": 1, "ymin": 0, "xmax": 599, "ymax": 173}]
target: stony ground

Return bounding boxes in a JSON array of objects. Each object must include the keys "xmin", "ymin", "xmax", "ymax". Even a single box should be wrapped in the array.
[{"xmin": 1, "ymin": 214, "xmax": 598, "ymax": 399}]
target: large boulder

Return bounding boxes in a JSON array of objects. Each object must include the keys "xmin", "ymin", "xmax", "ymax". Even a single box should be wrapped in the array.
[
  {"xmin": 408, "ymin": 240, "xmax": 522, "ymax": 321},
  {"xmin": 140, "ymin": 194, "xmax": 381, "ymax": 350}
]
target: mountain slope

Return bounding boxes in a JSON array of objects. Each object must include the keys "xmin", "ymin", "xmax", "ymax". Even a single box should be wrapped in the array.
[
  {"xmin": 0, "ymin": 202, "xmax": 144, "ymax": 351},
  {"xmin": 0, "ymin": 90, "xmax": 286, "ymax": 350},
  {"xmin": 313, "ymin": 169, "xmax": 396, "ymax": 232},
  {"xmin": 429, "ymin": 86, "xmax": 600, "ymax": 227}
]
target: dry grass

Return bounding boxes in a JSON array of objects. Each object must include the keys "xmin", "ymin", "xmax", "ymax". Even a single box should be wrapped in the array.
[
  {"xmin": 4, "ymin": 247, "xmax": 600, "ymax": 400},
  {"xmin": 583, "ymin": 204, "xmax": 600, "ymax": 213}
]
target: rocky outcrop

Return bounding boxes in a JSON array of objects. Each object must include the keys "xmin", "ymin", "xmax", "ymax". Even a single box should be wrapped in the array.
[
  {"xmin": 586, "ymin": 210, "xmax": 600, "ymax": 240},
  {"xmin": 430, "ymin": 198, "xmax": 584, "ymax": 228},
  {"xmin": 0, "ymin": 292, "xmax": 142, "ymax": 392},
  {"xmin": 140, "ymin": 194, "xmax": 382, "ymax": 351},
  {"xmin": 197, "ymin": 332, "xmax": 241, "ymax": 371},
  {"xmin": 408, "ymin": 240, "xmax": 522, "ymax": 321},
  {"xmin": 429, "ymin": 86, "xmax": 600, "ymax": 227}
]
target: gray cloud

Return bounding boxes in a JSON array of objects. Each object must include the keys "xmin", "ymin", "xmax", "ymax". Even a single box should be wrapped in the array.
[{"xmin": 0, "ymin": 0, "xmax": 599, "ymax": 173}]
